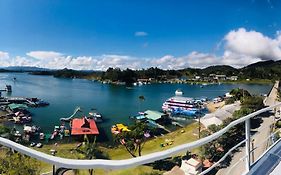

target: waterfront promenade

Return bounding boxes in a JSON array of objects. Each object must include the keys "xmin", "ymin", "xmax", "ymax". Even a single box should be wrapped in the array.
[{"xmin": 217, "ymin": 81, "xmax": 280, "ymax": 175}]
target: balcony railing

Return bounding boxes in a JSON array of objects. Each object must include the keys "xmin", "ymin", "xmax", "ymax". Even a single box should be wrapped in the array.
[{"xmin": 1, "ymin": 102, "xmax": 281, "ymax": 174}]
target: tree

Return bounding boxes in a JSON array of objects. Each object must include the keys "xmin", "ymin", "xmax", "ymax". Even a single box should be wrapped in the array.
[
  {"xmin": 230, "ymin": 88, "xmax": 251, "ymax": 101},
  {"xmin": 0, "ymin": 151, "xmax": 40, "ymax": 175},
  {"xmin": 199, "ymin": 130, "xmax": 223, "ymax": 161},
  {"xmin": 75, "ymin": 136, "xmax": 108, "ymax": 175},
  {"xmin": 113, "ymin": 122, "xmax": 152, "ymax": 157},
  {"xmin": 241, "ymin": 96, "xmax": 264, "ymax": 111}
]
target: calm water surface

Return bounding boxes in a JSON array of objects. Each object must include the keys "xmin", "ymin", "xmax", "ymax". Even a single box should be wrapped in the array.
[{"xmin": 0, "ymin": 73, "xmax": 272, "ymax": 140}]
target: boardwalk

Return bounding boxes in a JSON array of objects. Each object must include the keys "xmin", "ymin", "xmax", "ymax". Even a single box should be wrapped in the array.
[{"xmin": 217, "ymin": 81, "xmax": 279, "ymax": 175}]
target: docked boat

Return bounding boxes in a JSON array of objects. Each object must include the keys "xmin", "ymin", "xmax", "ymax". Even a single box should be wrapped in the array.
[
  {"xmin": 50, "ymin": 130, "xmax": 58, "ymax": 140},
  {"xmin": 30, "ymin": 142, "xmax": 36, "ymax": 147},
  {"xmin": 162, "ymin": 90, "xmax": 202, "ymax": 116},
  {"xmin": 36, "ymin": 143, "xmax": 43, "ymax": 148},
  {"xmin": 111, "ymin": 124, "xmax": 131, "ymax": 135},
  {"xmin": 39, "ymin": 133, "xmax": 45, "ymax": 140},
  {"xmin": 88, "ymin": 112, "xmax": 103, "ymax": 123},
  {"xmin": 26, "ymin": 98, "xmax": 49, "ymax": 107}
]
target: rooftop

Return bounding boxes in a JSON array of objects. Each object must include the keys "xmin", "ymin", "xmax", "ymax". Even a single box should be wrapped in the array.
[
  {"xmin": 71, "ymin": 117, "xmax": 99, "ymax": 135},
  {"xmin": 143, "ymin": 110, "xmax": 166, "ymax": 121}
]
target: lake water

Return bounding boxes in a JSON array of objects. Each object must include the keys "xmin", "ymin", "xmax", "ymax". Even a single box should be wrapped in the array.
[{"xmin": 0, "ymin": 73, "xmax": 272, "ymax": 141}]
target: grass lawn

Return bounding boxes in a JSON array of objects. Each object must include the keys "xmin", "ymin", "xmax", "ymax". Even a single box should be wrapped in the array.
[
  {"xmin": 31, "ymin": 122, "xmax": 199, "ymax": 174},
  {"xmin": 103, "ymin": 122, "xmax": 199, "ymax": 160}
]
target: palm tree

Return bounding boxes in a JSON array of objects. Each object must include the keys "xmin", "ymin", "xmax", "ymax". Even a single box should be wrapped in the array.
[{"xmin": 75, "ymin": 136, "xmax": 108, "ymax": 175}]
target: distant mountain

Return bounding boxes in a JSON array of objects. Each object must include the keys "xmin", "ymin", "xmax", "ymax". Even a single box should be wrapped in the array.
[
  {"xmin": 201, "ymin": 65, "xmax": 239, "ymax": 76},
  {"xmin": 1, "ymin": 60, "xmax": 281, "ymax": 80},
  {"xmin": 243, "ymin": 60, "xmax": 276, "ymax": 68},
  {"xmin": 179, "ymin": 60, "xmax": 281, "ymax": 80},
  {"xmin": 240, "ymin": 60, "xmax": 281, "ymax": 79},
  {"xmin": 3, "ymin": 66, "xmax": 50, "ymax": 72}
]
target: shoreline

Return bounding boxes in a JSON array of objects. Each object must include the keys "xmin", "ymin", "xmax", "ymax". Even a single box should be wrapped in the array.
[
  {"xmin": 206, "ymin": 101, "xmax": 225, "ymax": 113},
  {"xmin": 0, "ymin": 72, "xmax": 274, "ymax": 85}
]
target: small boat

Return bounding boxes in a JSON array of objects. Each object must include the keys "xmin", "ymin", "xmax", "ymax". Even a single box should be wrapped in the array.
[
  {"xmin": 30, "ymin": 142, "xmax": 36, "ymax": 147},
  {"xmin": 31, "ymin": 125, "xmax": 40, "ymax": 133},
  {"xmin": 36, "ymin": 100, "xmax": 49, "ymax": 106},
  {"xmin": 50, "ymin": 130, "xmax": 58, "ymax": 140},
  {"xmin": 14, "ymin": 131, "xmax": 21, "ymax": 137},
  {"xmin": 175, "ymin": 89, "xmax": 183, "ymax": 96},
  {"xmin": 88, "ymin": 112, "xmax": 103, "ymax": 122},
  {"xmin": 39, "ymin": 133, "xmax": 45, "ymax": 140},
  {"xmin": 26, "ymin": 98, "xmax": 49, "ymax": 107},
  {"xmin": 36, "ymin": 143, "xmax": 43, "ymax": 148}
]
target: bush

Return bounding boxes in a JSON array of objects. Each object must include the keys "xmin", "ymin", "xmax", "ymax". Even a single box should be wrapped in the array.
[
  {"xmin": 0, "ymin": 125, "xmax": 10, "ymax": 135},
  {"xmin": 0, "ymin": 152, "xmax": 40, "ymax": 175},
  {"xmin": 276, "ymin": 120, "xmax": 281, "ymax": 128},
  {"xmin": 225, "ymin": 97, "xmax": 235, "ymax": 105}
]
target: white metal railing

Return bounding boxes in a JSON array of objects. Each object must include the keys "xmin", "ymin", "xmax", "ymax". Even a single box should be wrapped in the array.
[
  {"xmin": 0, "ymin": 102, "xmax": 281, "ymax": 171},
  {"xmin": 224, "ymin": 128, "xmax": 281, "ymax": 175}
]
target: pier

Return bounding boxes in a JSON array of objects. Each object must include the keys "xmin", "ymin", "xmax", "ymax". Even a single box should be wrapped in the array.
[{"xmin": 154, "ymin": 122, "xmax": 171, "ymax": 133}]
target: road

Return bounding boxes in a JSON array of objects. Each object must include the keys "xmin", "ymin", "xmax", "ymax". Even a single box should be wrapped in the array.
[{"xmin": 216, "ymin": 81, "xmax": 279, "ymax": 175}]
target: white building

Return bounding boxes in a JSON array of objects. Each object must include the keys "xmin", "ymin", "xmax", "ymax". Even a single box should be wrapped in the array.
[{"xmin": 180, "ymin": 158, "xmax": 202, "ymax": 175}]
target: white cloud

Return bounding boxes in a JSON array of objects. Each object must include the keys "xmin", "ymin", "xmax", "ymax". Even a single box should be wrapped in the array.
[
  {"xmin": 0, "ymin": 51, "xmax": 10, "ymax": 67},
  {"xmin": 224, "ymin": 28, "xmax": 281, "ymax": 60},
  {"xmin": 135, "ymin": 31, "xmax": 148, "ymax": 37},
  {"xmin": 0, "ymin": 51, "xmax": 9, "ymax": 59},
  {"xmin": 26, "ymin": 51, "xmax": 63, "ymax": 59},
  {"xmin": 1, "ymin": 28, "xmax": 281, "ymax": 70}
]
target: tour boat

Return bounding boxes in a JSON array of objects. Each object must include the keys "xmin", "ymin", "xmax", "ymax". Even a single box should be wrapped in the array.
[{"xmin": 162, "ymin": 90, "xmax": 201, "ymax": 116}]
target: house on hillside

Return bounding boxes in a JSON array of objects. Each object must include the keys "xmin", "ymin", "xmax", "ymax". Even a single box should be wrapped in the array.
[
  {"xmin": 228, "ymin": 76, "xmax": 238, "ymax": 81},
  {"xmin": 215, "ymin": 75, "xmax": 226, "ymax": 81}
]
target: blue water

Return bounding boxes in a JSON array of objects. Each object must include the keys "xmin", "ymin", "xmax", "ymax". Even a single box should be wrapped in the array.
[{"xmin": 0, "ymin": 73, "xmax": 272, "ymax": 140}]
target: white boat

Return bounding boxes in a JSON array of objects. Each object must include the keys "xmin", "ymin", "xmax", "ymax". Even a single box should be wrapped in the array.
[
  {"xmin": 162, "ymin": 96, "xmax": 200, "ymax": 116},
  {"xmin": 89, "ymin": 112, "xmax": 103, "ymax": 122},
  {"xmin": 175, "ymin": 89, "xmax": 183, "ymax": 96},
  {"xmin": 36, "ymin": 143, "xmax": 43, "ymax": 148},
  {"xmin": 39, "ymin": 133, "xmax": 45, "ymax": 140}
]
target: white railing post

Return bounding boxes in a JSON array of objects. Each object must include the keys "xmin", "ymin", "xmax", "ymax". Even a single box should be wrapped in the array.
[{"xmin": 245, "ymin": 119, "xmax": 251, "ymax": 172}]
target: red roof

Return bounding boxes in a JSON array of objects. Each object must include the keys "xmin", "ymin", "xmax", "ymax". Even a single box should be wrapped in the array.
[{"xmin": 71, "ymin": 118, "xmax": 99, "ymax": 135}]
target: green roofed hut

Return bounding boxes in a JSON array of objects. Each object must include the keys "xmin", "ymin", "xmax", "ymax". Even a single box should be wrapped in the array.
[
  {"xmin": 135, "ymin": 110, "xmax": 170, "ymax": 126},
  {"xmin": 144, "ymin": 110, "xmax": 167, "ymax": 121}
]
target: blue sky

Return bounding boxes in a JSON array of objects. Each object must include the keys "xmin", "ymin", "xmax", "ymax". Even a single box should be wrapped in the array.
[{"xmin": 0, "ymin": 0, "xmax": 281, "ymax": 70}]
